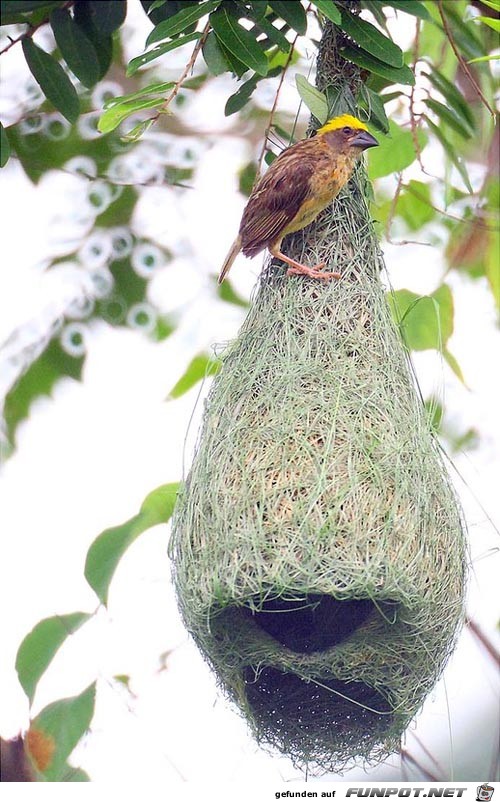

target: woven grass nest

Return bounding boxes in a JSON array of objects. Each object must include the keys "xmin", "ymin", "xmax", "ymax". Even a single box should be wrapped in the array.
[{"xmin": 169, "ymin": 170, "xmax": 467, "ymax": 773}]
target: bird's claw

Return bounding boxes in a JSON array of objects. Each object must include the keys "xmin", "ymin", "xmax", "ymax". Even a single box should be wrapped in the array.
[{"xmin": 286, "ymin": 264, "xmax": 341, "ymax": 281}]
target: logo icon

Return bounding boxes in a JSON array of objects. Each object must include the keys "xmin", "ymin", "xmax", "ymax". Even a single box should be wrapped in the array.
[{"xmin": 476, "ymin": 785, "xmax": 495, "ymax": 802}]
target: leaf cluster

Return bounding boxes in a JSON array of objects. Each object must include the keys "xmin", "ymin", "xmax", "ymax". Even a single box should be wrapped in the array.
[
  {"xmin": 15, "ymin": 483, "xmax": 179, "ymax": 781},
  {"xmin": 1, "ymin": 0, "xmax": 428, "ymax": 154}
]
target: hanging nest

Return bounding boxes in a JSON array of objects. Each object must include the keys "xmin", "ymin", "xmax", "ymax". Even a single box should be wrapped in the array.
[
  {"xmin": 169, "ymin": 166, "xmax": 467, "ymax": 772},
  {"xmin": 170, "ymin": 19, "xmax": 466, "ymax": 772}
]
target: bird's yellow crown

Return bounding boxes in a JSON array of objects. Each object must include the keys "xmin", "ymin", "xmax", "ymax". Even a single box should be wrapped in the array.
[{"xmin": 317, "ymin": 114, "xmax": 368, "ymax": 135}]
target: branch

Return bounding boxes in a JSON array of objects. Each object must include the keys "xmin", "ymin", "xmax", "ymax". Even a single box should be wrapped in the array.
[
  {"xmin": 466, "ymin": 616, "xmax": 500, "ymax": 664},
  {"xmin": 150, "ymin": 20, "xmax": 211, "ymax": 124},
  {"xmin": 401, "ymin": 749, "xmax": 439, "ymax": 782},
  {"xmin": 0, "ymin": 1, "xmax": 74, "ymax": 57},
  {"xmin": 437, "ymin": 0, "xmax": 496, "ymax": 118},
  {"xmin": 405, "ymin": 183, "xmax": 499, "ymax": 231},
  {"xmin": 256, "ymin": 30, "xmax": 300, "ymax": 180},
  {"xmin": 409, "ymin": 17, "xmax": 424, "ymax": 172}
]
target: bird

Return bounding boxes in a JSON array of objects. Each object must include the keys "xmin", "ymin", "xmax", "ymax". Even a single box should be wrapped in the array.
[{"xmin": 218, "ymin": 113, "xmax": 378, "ymax": 283}]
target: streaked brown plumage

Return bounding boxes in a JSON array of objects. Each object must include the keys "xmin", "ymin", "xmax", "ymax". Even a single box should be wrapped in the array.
[{"xmin": 219, "ymin": 114, "xmax": 378, "ymax": 283}]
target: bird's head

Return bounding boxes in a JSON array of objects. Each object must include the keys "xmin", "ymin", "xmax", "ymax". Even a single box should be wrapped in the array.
[{"xmin": 316, "ymin": 114, "xmax": 378, "ymax": 155}]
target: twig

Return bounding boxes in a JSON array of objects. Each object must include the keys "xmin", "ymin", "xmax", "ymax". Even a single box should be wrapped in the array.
[
  {"xmin": 437, "ymin": 0, "xmax": 496, "ymax": 118},
  {"xmin": 409, "ymin": 17, "xmax": 425, "ymax": 172},
  {"xmin": 409, "ymin": 731, "xmax": 447, "ymax": 776},
  {"xmin": 401, "ymin": 748, "xmax": 439, "ymax": 782},
  {"xmin": 405, "ymin": 183, "xmax": 499, "ymax": 231},
  {"xmin": 0, "ymin": 1, "xmax": 74, "ymax": 56},
  {"xmin": 150, "ymin": 19, "xmax": 211, "ymax": 123},
  {"xmin": 385, "ymin": 171, "xmax": 404, "ymax": 240},
  {"xmin": 256, "ymin": 30, "xmax": 301, "ymax": 180},
  {"xmin": 466, "ymin": 616, "xmax": 500, "ymax": 665}
]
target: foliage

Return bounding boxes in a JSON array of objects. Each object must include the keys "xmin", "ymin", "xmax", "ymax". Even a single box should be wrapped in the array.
[
  {"xmin": 1, "ymin": 0, "xmax": 498, "ymax": 780},
  {"xmin": 13, "ymin": 484, "xmax": 178, "ymax": 779},
  {"xmin": 84, "ymin": 482, "xmax": 179, "ymax": 604}
]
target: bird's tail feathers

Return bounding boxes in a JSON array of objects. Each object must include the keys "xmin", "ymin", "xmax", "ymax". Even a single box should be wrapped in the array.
[{"xmin": 218, "ymin": 235, "xmax": 242, "ymax": 284}]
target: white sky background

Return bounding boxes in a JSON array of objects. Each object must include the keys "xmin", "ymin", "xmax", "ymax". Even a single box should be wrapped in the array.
[{"xmin": 0, "ymin": 0, "xmax": 499, "ymax": 786}]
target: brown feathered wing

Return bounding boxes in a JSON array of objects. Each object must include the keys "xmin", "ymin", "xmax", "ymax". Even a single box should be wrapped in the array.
[
  {"xmin": 218, "ymin": 141, "xmax": 320, "ymax": 283},
  {"xmin": 240, "ymin": 148, "xmax": 316, "ymax": 257}
]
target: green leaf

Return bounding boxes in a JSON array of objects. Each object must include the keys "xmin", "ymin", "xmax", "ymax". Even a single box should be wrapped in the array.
[
  {"xmin": 225, "ymin": 74, "xmax": 259, "ymax": 116},
  {"xmin": 339, "ymin": 8, "xmax": 403, "ymax": 67},
  {"xmin": 202, "ymin": 30, "xmax": 230, "ymax": 75},
  {"xmin": 1, "ymin": 0, "xmax": 60, "ymax": 13},
  {"xmin": 217, "ymin": 279, "xmax": 250, "ymax": 308},
  {"xmin": 0, "ymin": 122, "xmax": 11, "ymax": 168},
  {"xmin": 368, "ymin": 120, "xmax": 426, "ymax": 179},
  {"xmin": 73, "ymin": 1, "xmax": 113, "ymax": 79},
  {"xmin": 215, "ymin": 38, "xmax": 248, "ymax": 77},
  {"xmin": 423, "ymin": 67, "xmax": 475, "ymax": 130},
  {"xmin": 382, "ymin": 0, "xmax": 431, "ymax": 20},
  {"xmin": 103, "ymin": 82, "xmax": 175, "ymax": 107},
  {"xmin": 62, "ymin": 765, "xmax": 91, "ymax": 781},
  {"xmin": 268, "ymin": 0, "xmax": 307, "ymax": 35},
  {"xmin": 211, "ymin": 6, "xmax": 268, "ymax": 77},
  {"xmin": 310, "ymin": 0, "xmax": 341, "ymax": 25},
  {"xmin": 388, "ymin": 284, "xmax": 454, "ymax": 352},
  {"xmin": 254, "ymin": 16, "xmax": 291, "ymax": 52},
  {"xmin": 94, "ymin": 185, "xmax": 138, "ymax": 227},
  {"xmin": 84, "ymin": 483, "xmax": 179, "ymax": 605},
  {"xmin": 146, "ymin": 0, "xmax": 220, "ymax": 45},
  {"xmin": 238, "ymin": 159, "xmax": 257, "ymax": 196},
  {"xmin": 468, "ymin": 53, "xmax": 500, "ymax": 64},
  {"xmin": 424, "ymin": 97, "xmax": 474, "ymax": 140},
  {"xmin": 16, "ymin": 613, "xmax": 91, "ymax": 704},
  {"xmin": 295, "ymin": 74, "xmax": 328, "ymax": 124},
  {"xmin": 50, "ymin": 8, "xmax": 100, "ymax": 88},
  {"xmin": 358, "ymin": 85, "xmax": 389, "ymax": 133},
  {"xmin": 4, "ymin": 339, "xmax": 83, "ymax": 447},
  {"xmin": 424, "ymin": 115, "xmax": 473, "ymax": 193},
  {"xmin": 140, "ymin": 0, "xmax": 184, "ymax": 25},
  {"xmin": 88, "ymin": 0, "xmax": 126, "ymax": 34},
  {"xmin": 397, "ymin": 180, "xmax": 434, "ymax": 231},
  {"xmin": 167, "ymin": 353, "xmax": 221, "ymax": 400},
  {"xmin": 485, "ymin": 229, "xmax": 500, "ymax": 311},
  {"xmin": 477, "ymin": 0, "xmax": 500, "ymax": 10},
  {"xmin": 127, "ymin": 32, "xmax": 200, "ymax": 75},
  {"xmin": 98, "ymin": 96, "xmax": 165, "ymax": 133},
  {"xmin": 362, "ymin": 0, "xmax": 390, "ymax": 32},
  {"xmin": 26, "ymin": 684, "xmax": 95, "ymax": 780},
  {"xmin": 248, "ymin": 0, "xmax": 268, "ymax": 20},
  {"xmin": 443, "ymin": 348, "xmax": 465, "ymax": 384},
  {"xmin": 441, "ymin": 4, "xmax": 486, "ymax": 61},
  {"xmin": 474, "ymin": 15, "xmax": 500, "ymax": 32},
  {"xmin": 341, "ymin": 42, "xmax": 415, "ymax": 85},
  {"xmin": 22, "ymin": 38, "xmax": 80, "ymax": 123}
]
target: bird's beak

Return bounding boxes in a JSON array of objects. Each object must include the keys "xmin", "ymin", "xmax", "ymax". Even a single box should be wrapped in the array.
[{"xmin": 352, "ymin": 130, "xmax": 378, "ymax": 150}]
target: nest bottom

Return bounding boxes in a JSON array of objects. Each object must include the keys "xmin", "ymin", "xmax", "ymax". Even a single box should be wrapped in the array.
[
  {"xmin": 195, "ymin": 592, "xmax": 405, "ymax": 769},
  {"xmin": 243, "ymin": 666, "xmax": 394, "ymax": 768}
]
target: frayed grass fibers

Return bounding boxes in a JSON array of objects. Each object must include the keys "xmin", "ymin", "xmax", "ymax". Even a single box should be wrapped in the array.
[{"xmin": 169, "ymin": 170, "xmax": 467, "ymax": 773}]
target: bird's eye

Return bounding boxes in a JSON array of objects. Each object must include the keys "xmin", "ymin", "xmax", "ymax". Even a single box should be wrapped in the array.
[{"xmin": 342, "ymin": 126, "xmax": 352, "ymax": 134}]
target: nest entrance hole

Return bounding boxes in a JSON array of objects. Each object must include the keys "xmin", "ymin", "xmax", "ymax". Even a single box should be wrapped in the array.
[
  {"xmin": 244, "ymin": 594, "xmax": 393, "ymax": 654},
  {"xmin": 243, "ymin": 666, "xmax": 393, "ymax": 741}
]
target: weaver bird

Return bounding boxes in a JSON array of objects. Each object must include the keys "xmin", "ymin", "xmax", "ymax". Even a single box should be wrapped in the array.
[{"xmin": 218, "ymin": 114, "xmax": 378, "ymax": 283}]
